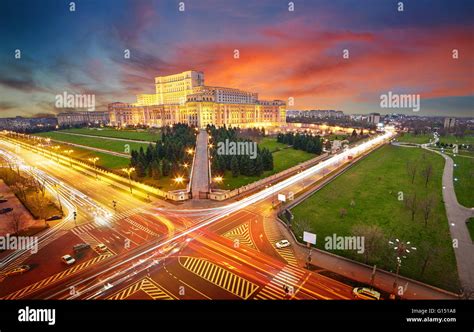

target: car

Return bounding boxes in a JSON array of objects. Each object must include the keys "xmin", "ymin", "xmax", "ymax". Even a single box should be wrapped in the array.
[
  {"xmin": 5, "ymin": 265, "xmax": 31, "ymax": 276},
  {"xmin": 61, "ymin": 254, "xmax": 76, "ymax": 265},
  {"xmin": 0, "ymin": 199, "xmax": 8, "ymax": 203},
  {"xmin": 46, "ymin": 215, "xmax": 62, "ymax": 221},
  {"xmin": 0, "ymin": 208, "xmax": 13, "ymax": 214},
  {"xmin": 352, "ymin": 287, "xmax": 381, "ymax": 300},
  {"xmin": 275, "ymin": 239, "xmax": 291, "ymax": 249},
  {"xmin": 73, "ymin": 243, "xmax": 91, "ymax": 253},
  {"xmin": 95, "ymin": 243, "xmax": 108, "ymax": 253}
]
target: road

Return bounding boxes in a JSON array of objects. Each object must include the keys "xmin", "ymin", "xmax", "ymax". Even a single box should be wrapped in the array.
[{"xmin": 2, "ymin": 129, "xmax": 456, "ymax": 300}]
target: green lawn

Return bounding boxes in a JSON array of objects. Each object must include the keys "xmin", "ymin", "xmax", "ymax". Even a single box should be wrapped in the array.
[
  {"xmin": 258, "ymin": 137, "xmax": 289, "ymax": 152},
  {"xmin": 59, "ymin": 127, "xmax": 161, "ymax": 142},
  {"xmin": 397, "ymin": 133, "xmax": 434, "ymax": 144},
  {"xmin": 43, "ymin": 142, "xmax": 130, "ymax": 169},
  {"xmin": 452, "ymin": 153, "xmax": 474, "ymax": 207},
  {"xmin": 35, "ymin": 131, "xmax": 151, "ymax": 155},
  {"xmin": 290, "ymin": 144, "xmax": 459, "ymax": 292},
  {"xmin": 467, "ymin": 218, "xmax": 474, "ymax": 243},
  {"xmin": 218, "ymin": 148, "xmax": 315, "ymax": 190},
  {"xmin": 398, "ymin": 133, "xmax": 474, "ymax": 146}
]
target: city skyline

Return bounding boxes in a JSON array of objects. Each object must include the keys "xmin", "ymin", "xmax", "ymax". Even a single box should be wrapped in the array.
[{"xmin": 0, "ymin": 0, "xmax": 473, "ymax": 119}]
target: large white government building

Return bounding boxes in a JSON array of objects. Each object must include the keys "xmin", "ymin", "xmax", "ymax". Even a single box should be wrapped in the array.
[{"xmin": 108, "ymin": 70, "xmax": 286, "ymax": 128}]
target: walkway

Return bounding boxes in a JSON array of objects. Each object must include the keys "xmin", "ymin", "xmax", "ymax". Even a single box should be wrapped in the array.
[
  {"xmin": 55, "ymin": 132, "xmax": 156, "ymax": 145},
  {"xmin": 427, "ymin": 148, "xmax": 474, "ymax": 292},
  {"xmin": 191, "ymin": 130, "xmax": 210, "ymax": 199}
]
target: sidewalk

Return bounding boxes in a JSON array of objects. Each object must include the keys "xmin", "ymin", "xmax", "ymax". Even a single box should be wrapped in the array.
[{"xmin": 191, "ymin": 130, "xmax": 210, "ymax": 199}]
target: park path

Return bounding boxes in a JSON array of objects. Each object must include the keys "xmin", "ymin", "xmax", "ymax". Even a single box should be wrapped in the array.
[
  {"xmin": 47, "ymin": 138, "xmax": 130, "ymax": 158},
  {"xmin": 191, "ymin": 130, "xmax": 210, "ymax": 199},
  {"xmin": 55, "ymin": 132, "xmax": 156, "ymax": 144},
  {"xmin": 427, "ymin": 148, "xmax": 474, "ymax": 292}
]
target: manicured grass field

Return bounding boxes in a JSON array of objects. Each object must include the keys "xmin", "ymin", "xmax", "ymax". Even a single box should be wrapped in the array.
[
  {"xmin": 218, "ymin": 147, "xmax": 315, "ymax": 190},
  {"xmin": 258, "ymin": 137, "xmax": 288, "ymax": 152},
  {"xmin": 35, "ymin": 131, "xmax": 151, "ymax": 155},
  {"xmin": 397, "ymin": 133, "xmax": 434, "ymax": 144},
  {"xmin": 452, "ymin": 153, "xmax": 474, "ymax": 207},
  {"xmin": 44, "ymin": 142, "xmax": 130, "ymax": 169},
  {"xmin": 398, "ymin": 133, "xmax": 474, "ymax": 146},
  {"xmin": 59, "ymin": 127, "xmax": 161, "ymax": 142},
  {"xmin": 290, "ymin": 144, "xmax": 459, "ymax": 291}
]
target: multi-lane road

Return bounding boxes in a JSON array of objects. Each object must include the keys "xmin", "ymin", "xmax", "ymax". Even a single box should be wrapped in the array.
[{"xmin": 0, "ymin": 130, "xmax": 400, "ymax": 300}]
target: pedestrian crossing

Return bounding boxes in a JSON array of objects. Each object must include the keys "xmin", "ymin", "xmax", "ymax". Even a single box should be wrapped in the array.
[
  {"xmin": 254, "ymin": 265, "xmax": 306, "ymax": 300},
  {"xmin": 179, "ymin": 256, "xmax": 258, "ymax": 299},
  {"xmin": 71, "ymin": 222, "xmax": 97, "ymax": 236},
  {"xmin": 107, "ymin": 277, "xmax": 174, "ymax": 300},
  {"xmin": 125, "ymin": 218, "xmax": 159, "ymax": 237},
  {"xmin": 0, "ymin": 230, "xmax": 68, "ymax": 273},
  {"xmin": 222, "ymin": 222, "xmax": 256, "ymax": 249},
  {"xmin": 1, "ymin": 253, "xmax": 112, "ymax": 300},
  {"xmin": 263, "ymin": 218, "xmax": 299, "ymax": 266}
]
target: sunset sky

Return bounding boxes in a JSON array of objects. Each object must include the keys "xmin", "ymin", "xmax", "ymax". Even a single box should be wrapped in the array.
[{"xmin": 0, "ymin": 0, "xmax": 473, "ymax": 117}]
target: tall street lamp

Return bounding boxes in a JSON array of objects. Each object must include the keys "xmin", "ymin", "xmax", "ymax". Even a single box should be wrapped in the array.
[
  {"xmin": 388, "ymin": 238, "xmax": 416, "ymax": 299},
  {"xmin": 88, "ymin": 157, "xmax": 100, "ymax": 179},
  {"xmin": 64, "ymin": 149, "xmax": 74, "ymax": 167},
  {"xmin": 52, "ymin": 145, "xmax": 60, "ymax": 161},
  {"xmin": 121, "ymin": 167, "xmax": 135, "ymax": 193}
]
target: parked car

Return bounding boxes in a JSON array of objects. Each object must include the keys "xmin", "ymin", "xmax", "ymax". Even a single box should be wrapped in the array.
[
  {"xmin": 73, "ymin": 243, "xmax": 91, "ymax": 253},
  {"xmin": 0, "ymin": 199, "xmax": 8, "ymax": 203},
  {"xmin": 95, "ymin": 243, "xmax": 108, "ymax": 253},
  {"xmin": 46, "ymin": 215, "xmax": 62, "ymax": 221},
  {"xmin": 275, "ymin": 239, "xmax": 291, "ymax": 249},
  {"xmin": 61, "ymin": 254, "xmax": 76, "ymax": 265},
  {"xmin": 0, "ymin": 208, "xmax": 13, "ymax": 214},
  {"xmin": 5, "ymin": 265, "xmax": 31, "ymax": 276},
  {"xmin": 352, "ymin": 287, "xmax": 381, "ymax": 300}
]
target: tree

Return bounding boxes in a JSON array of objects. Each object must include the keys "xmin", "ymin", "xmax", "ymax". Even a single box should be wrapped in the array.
[
  {"xmin": 151, "ymin": 160, "xmax": 161, "ymax": 180},
  {"xmin": 406, "ymin": 160, "xmax": 417, "ymax": 184},
  {"xmin": 254, "ymin": 155, "xmax": 264, "ymax": 177},
  {"xmin": 10, "ymin": 211, "xmax": 26, "ymax": 235},
  {"xmin": 421, "ymin": 163, "xmax": 433, "ymax": 188},
  {"xmin": 339, "ymin": 208, "xmax": 347, "ymax": 218},
  {"xmin": 161, "ymin": 159, "xmax": 171, "ymax": 177},
  {"xmin": 352, "ymin": 224, "xmax": 385, "ymax": 264},
  {"xmin": 231, "ymin": 156, "xmax": 239, "ymax": 177},
  {"xmin": 406, "ymin": 192, "xmax": 417, "ymax": 221},
  {"xmin": 420, "ymin": 196, "xmax": 435, "ymax": 227}
]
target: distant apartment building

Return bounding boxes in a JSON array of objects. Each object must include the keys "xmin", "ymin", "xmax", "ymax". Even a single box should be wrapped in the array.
[
  {"xmin": 367, "ymin": 113, "xmax": 381, "ymax": 124},
  {"xmin": 444, "ymin": 117, "xmax": 456, "ymax": 129},
  {"xmin": 0, "ymin": 116, "xmax": 57, "ymax": 130},
  {"xmin": 57, "ymin": 111, "xmax": 109, "ymax": 126},
  {"xmin": 289, "ymin": 109, "xmax": 344, "ymax": 118},
  {"xmin": 109, "ymin": 70, "xmax": 286, "ymax": 128}
]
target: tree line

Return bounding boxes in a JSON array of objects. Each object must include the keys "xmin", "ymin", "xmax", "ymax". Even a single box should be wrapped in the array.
[
  {"xmin": 207, "ymin": 125, "xmax": 274, "ymax": 178},
  {"xmin": 129, "ymin": 123, "xmax": 195, "ymax": 179},
  {"xmin": 276, "ymin": 132, "xmax": 323, "ymax": 154}
]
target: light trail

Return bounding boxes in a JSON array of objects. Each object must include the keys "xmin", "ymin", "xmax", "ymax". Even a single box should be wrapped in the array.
[{"xmin": 51, "ymin": 130, "xmax": 394, "ymax": 299}]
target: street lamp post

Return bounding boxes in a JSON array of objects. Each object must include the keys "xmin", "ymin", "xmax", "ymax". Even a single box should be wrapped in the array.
[
  {"xmin": 88, "ymin": 157, "xmax": 100, "ymax": 179},
  {"xmin": 64, "ymin": 149, "xmax": 74, "ymax": 167},
  {"xmin": 388, "ymin": 238, "xmax": 416, "ymax": 299},
  {"xmin": 121, "ymin": 167, "xmax": 135, "ymax": 194}
]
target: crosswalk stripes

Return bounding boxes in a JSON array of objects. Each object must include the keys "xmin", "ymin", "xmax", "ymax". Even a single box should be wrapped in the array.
[
  {"xmin": 263, "ymin": 218, "xmax": 299, "ymax": 266},
  {"xmin": 71, "ymin": 223, "xmax": 97, "ymax": 236},
  {"xmin": 1, "ymin": 253, "xmax": 112, "ymax": 300},
  {"xmin": 222, "ymin": 222, "xmax": 256, "ymax": 249},
  {"xmin": 107, "ymin": 277, "xmax": 174, "ymax": 300},
  {"xmin": 254, "ymin": 265, "xmax": 306, "ymax": 300},
  {"xmin": 179, "ymin": 256, "xmax": 258, "ymax": 299},
  {"xmin": 125, "ymin": 218, "xmax": 159, "ymax": 237},
  {"xmin": 0, "ymin": 230, "xmax": 68, "ymax": 273}
]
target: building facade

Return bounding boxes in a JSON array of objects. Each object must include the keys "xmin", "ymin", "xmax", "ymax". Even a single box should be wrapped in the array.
[
  {"xmin": 109, "ymin": 70, "xmax": 286, "ymax": 128},
  {"xmin": 444, "ymin": 117, "xmax": 456, "ymax": 129},
  {"xmin": 57, "ymin": 111, "xmax": 109, "ymax": 126}
]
